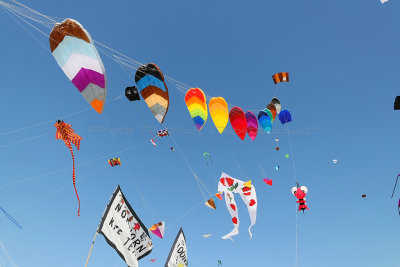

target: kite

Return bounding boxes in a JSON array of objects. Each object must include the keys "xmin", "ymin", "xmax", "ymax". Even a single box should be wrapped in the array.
[
  {"xmin": 218, "ymin": 172, "xmax": 257, "ymax": 240},
  {"xmin": 165, "ymin": 228, "xmax": 188, "ymax": 267},
  {"xmin": 258, "ymin": 110, "xmax": 272, "ymax": 134},
  {"xmin": 149, "ymin": 222, "xmax": 165, "ymax": 239},
  {"xmin": 54, "ymin": 120, "xmax": 82, "ymax": 216},
  {"xmin": 170, "ymin": 147, "xmax": 175, "ymax": 151},
  {"xmin": 229, "ymin": 107, "xmax": 247, "ymax": 140},
  {"xmin": 202, "ymin": 234, "xmax": 212, "ymax": 238},
  {"xmin": 272, "ymin": 72, "xmax": 289, "ymax": 84},
  {"xmin": 151, "ymin": 139, "xmax": 156, "ymax": 146},
  {"xmin": 203, "ymin": 152, "xmax": 212, "ymax": 166},
  {"xmin": 275, "ymin": 138, "xmax": 279, "ymax": 142},
  {"xmin": 263, "ymin": 178, "xmax": 272, "ymax": 186},
  {"xmin": 50, "ymin": 19, "xmax": 107, "ymax": 113},
  {"xmin": 285, "ymin": 154, "xmax": 290, "ymax": 158},
  {"xmin": 218, "ymin": 260, "xmax": 222, "ymax": 267},
  {"xmin": 135, "ymin": 63, "xmax": 169, "ymax": 123},
  {"xmin": 185, "ymin": 88, "xmax": 208, "ymax": 130},
  {"xmin": 108, "ymin": 158, "xmax": 121, "ymax": 167},
  {"xmin": 245, "ymin": 111, "xmax": 258, "ymax": 141},
  {"xmin": 292, "ymin": 184, "xmax": 309, "ymax": 213},
  {"xmin": 333, "ymin": 159, "xmax": 338, "ymax": 164},
  {"xmin": 362, "ymin": 194, "xmax": 366, "ymax": 198},
  {"xmin": 279, "ymin": 110, "xmax": 292, "ymax": 124},
  {"xmin": 275, "ymin": 165, "xmax": 280, "ymax": 171},
  {"xmin": 215, "ymin": 192, "xmax": 223, "ymax": 200},
  {"xmin": 125, "ymin": 86, "xmax": 140, "ymax": 101},
  {"xmin": 394, "ymin": 96, "xmax": 400, "ymax": 110},
  {"xmin": 157, "ymin": 129, "xmax": 169, "ymax": 137},
  {"xmin": 381, "ymin": 0, "xmax": 388, "ymax": 3},
  {"xmin": 391, "ymin": 174, "xmax": 400, "ymax": 215},
  {"xmin": 0, "ymin": 206, "xmax": 22, "ymax": 230},
  {"xmin": 209, "ymin": 97, "xmax": 229, "ymax": 134},
  {"xmin": 150, "ymin": 259, "xmax": 157, "ymax": 262},
  {"xmin": 276, "ymin": 147, "xmax": 280, "ymax": 151},
  {"xmin": 266, "ymin": 104, "xmax": 277, "ymax": 121},
  {"xmin": 271, "ymin": 98, "xmax": 282, "ymax": 114},
  {"xmin": 205, "ymin": 198, "xmax": 216, "ymax": 210}
]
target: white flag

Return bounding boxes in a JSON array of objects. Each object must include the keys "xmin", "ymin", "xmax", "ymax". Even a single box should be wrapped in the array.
[
  {"xmin": 99, "ymin": 185, "xmax": 153, "ymax": 267},
  {"xmin": 165, "ymin": 228, "xmax": 188, "ymax": 267}
]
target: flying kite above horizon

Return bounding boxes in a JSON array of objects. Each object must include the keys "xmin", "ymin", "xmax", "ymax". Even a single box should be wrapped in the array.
[
  {"xmin": 292, "ymin": 184, "xmax": 309, "ymax": 213},
  {"xmin": 272, "ymin": 72, "xmax": 289, "ymax": 84},
  {"xmin": 245, "ymin": 111, "xmax": 258, "ymax": 141},
  {"xmin": 135, "ymin": 63, "xmax": 169, "ymax": 123},
  {"xmin": 209, "ymin": 97, "xmax": 229, "ymax": 134},
  {"xmin": 218, "ymin": 172, "xmax": 257, "ymax": 240},
  {"xmin": 185, "ymin": 88, "xmax": 208, "ymax": 130},
  {"xmin": 50, "ymin": 19, "xmax": 107, "ymax": 113},
  {"xmin": 54, "ymin": 120, "xmax": 82, "ymax": 216}
]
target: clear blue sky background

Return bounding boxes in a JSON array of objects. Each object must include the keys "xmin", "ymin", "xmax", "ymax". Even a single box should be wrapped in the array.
[{"xmin": 0, "ymin": 0, "xmax": 399, "ymax": 266}]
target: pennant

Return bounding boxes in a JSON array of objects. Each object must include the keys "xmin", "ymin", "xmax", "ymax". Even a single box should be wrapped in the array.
[
  {"xmin": 165, "ymin": 228, "xmax": 188, "ymax": 267},
  {"xmin": 98, "ymin": 186, "xmax": 153, "ymax": 266}
]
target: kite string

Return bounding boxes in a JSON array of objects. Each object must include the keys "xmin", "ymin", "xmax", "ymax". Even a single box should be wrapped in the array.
[
  {"xmin": 295, "ymin": 201, "xmax": 298, "ymax": 267},
  {"xmin": 0, "ymin": 206, "xmax": 22, "ymax": 230},
  {"xmin": 391, "ymin": 175, "xmax": 400, "ymax": 198},
  {"xmin": 286, "ymin": 124, "xmax": 298, "ymax": 182}
]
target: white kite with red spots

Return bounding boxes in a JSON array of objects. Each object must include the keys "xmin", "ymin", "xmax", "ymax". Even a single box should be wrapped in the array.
[{"xmin": 218, "ymin": 172, "xmax": 257, "ymax": 240}]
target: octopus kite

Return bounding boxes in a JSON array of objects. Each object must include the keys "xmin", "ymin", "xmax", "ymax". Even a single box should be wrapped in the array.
[{"xmin": 54, "ymin": 120, "xmax": 82, "ymax": 216}]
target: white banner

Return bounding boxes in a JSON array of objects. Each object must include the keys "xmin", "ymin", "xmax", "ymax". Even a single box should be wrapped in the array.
[
  {"xmin": 99, "ymin": 185, "xmax": 153, "ymax": 267},
  {"xmin": 165, "ymin": 228, "xmax": 188, "ymax": 267}
]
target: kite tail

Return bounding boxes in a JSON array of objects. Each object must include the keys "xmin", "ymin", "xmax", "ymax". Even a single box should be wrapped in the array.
[
  {"xmin": 248, "ymin": 225, "xmax": 253, "ymax": 239},
  {"xmin": 67, "ymin": 142, "xmax": 80, "ymax": 216}
]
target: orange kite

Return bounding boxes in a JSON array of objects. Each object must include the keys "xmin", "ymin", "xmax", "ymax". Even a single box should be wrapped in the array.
[{"xmin": 54, "ymin": 120, "xmax": 82, "ymax": 216}]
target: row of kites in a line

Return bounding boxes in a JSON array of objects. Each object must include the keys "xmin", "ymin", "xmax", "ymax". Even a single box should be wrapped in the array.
[{"xmin": 49, "ymin": 19, "xmax": 292, "ymax": 140}]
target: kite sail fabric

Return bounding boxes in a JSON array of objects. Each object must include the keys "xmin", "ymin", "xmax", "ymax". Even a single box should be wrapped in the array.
[
  {"xmin": 0, "ymin": 206, "xmax": 22, "ymax": 230},
  {"xmin": 266, "ymin": 104, "xmax": 277, "ymax": 120},
  {"xmin": 215, "ymin": 192, "xmax": 223, "ymax": 200},
  {"xmin": 258, "ymin": 110, "xmax": 272, "ymax": 134},
  {"xmin": 165, "ymin": 228, "xmax": 188, "ymax": 267},
  {"xmin": 149, "ymin": 222, "xmax": 165, "ymax": 239},
  {"xmin": 205, "ymin": 198, "xmax": 216, "ymax": 210},
  {"xmin": 209, "ymin": 97, "xmax": 229, "ymax": 134},
  {"xmin": 99, "ymin": 185, "xmax": 153, "ymax": 266},
  {"xmin": 184, "ymin": 88, "xmax": 208, "ymax": 131},
  {"xmin": 135, "ymin": 63, "xmax": 169, "ymax": 123},
  {"xmin": 218, "ymin": 172, "xmax": 257, "ymax": 240},
  {"xmin": 279, "ymin": 110, "xmax": 292, "ymax": 124},
  {"xmin": 264, "ymin": 108, "xmax": 274, "ymax": 123},
  {"xmin": 271, "ymin": 97, "xmax": 281, "ymax": 114},
  {"xmin": 245, "ymin": 111, "xmax": 258, "ymax": 141},
  {"xmin": 272, "ymin": 72, "xmax": 289, "ymax": 84},
  {"xmin": 54, "ymin": 120, "xmax": 82, "ymax": 216},
  {"xmin": 50, "ymin": 19, "xmax": 106, "ymax": 114},
  {"xmin": 229, "ymin": 107, "xmax": 247, "ymax": 140},
  {"xmin": 157, "ymin": 129, "xmax": 169, "ymax": 137}
]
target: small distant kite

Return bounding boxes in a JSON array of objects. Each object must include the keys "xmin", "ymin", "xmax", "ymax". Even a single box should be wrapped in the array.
[
  {"xmin": 150, "ymin": 139, "xmax": 156, "ymax": 147},
  {"xmin": 263, "ymin": 178, "xmax": 272, "ymax": 186},
  {"xmin": 149, "ymin": 259, "xmax": 157, "ymax": 262},
  {"xmin": 54, "ymin": 120, "xmax": 82, "ymax": 216},
  {"xmin": 157, "ymin": 129, "xmax": 169, "ymax": 137},
  {"xmin": 275, "ymin": 138, "xmax": 279, "ymax": 142},
  {"xmin": 292, "ymin": 184, "xmax": 309, "ymax": 213},
  {"xmin": 272, "ymin": 72, "xmax": 289, "ymax": 84},
  {"xmin": 275, "ymin": 165, "xmax": 280, "ymax": 171},
  {"xmin": 285, "ymin": 154, "xmax": 289, "ymax": 158},
  {"xmin": 333, "ymin": 159, "xmax": 338, "ymax": 164},
  {"xmin": 381, "ymin": 0, "xmax": 388, "ymax": 3},
  {"xmin": 202, "ymin": 234, "xmax": 212, "ymax": 238},
  {"xmin": 362, "ymin": 194, "xmax": 366, "ymax": 198},
  {"xmin": 149, "ymin": 221, "xmax": 165, "ymax": 239},
  {"xmin": 108, "ymin": 158, "xmax": 121, "ymax": 167},
  {"xmin": 205, "ymin": 198, "xmax": 216, "ymax": 210},
  {"xmin": 170, "ymin": 147, "xmax": 175, "ymax": 151},
  {"xmin": 215, "ymin": 192, "xmax": 223, "ymax": 200},
  {"xmin": 218, "ymin": 260, "xmax": 222, "ymax": 266},
  {"xmin": 276, "ymin": 147, "xmax": 280, "ymax": 151}
]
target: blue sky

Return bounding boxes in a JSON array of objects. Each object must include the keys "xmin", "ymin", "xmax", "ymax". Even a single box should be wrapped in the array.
[{"xmin": 0, "ymin": 0, "xmax": 400, "ymax": 266}]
